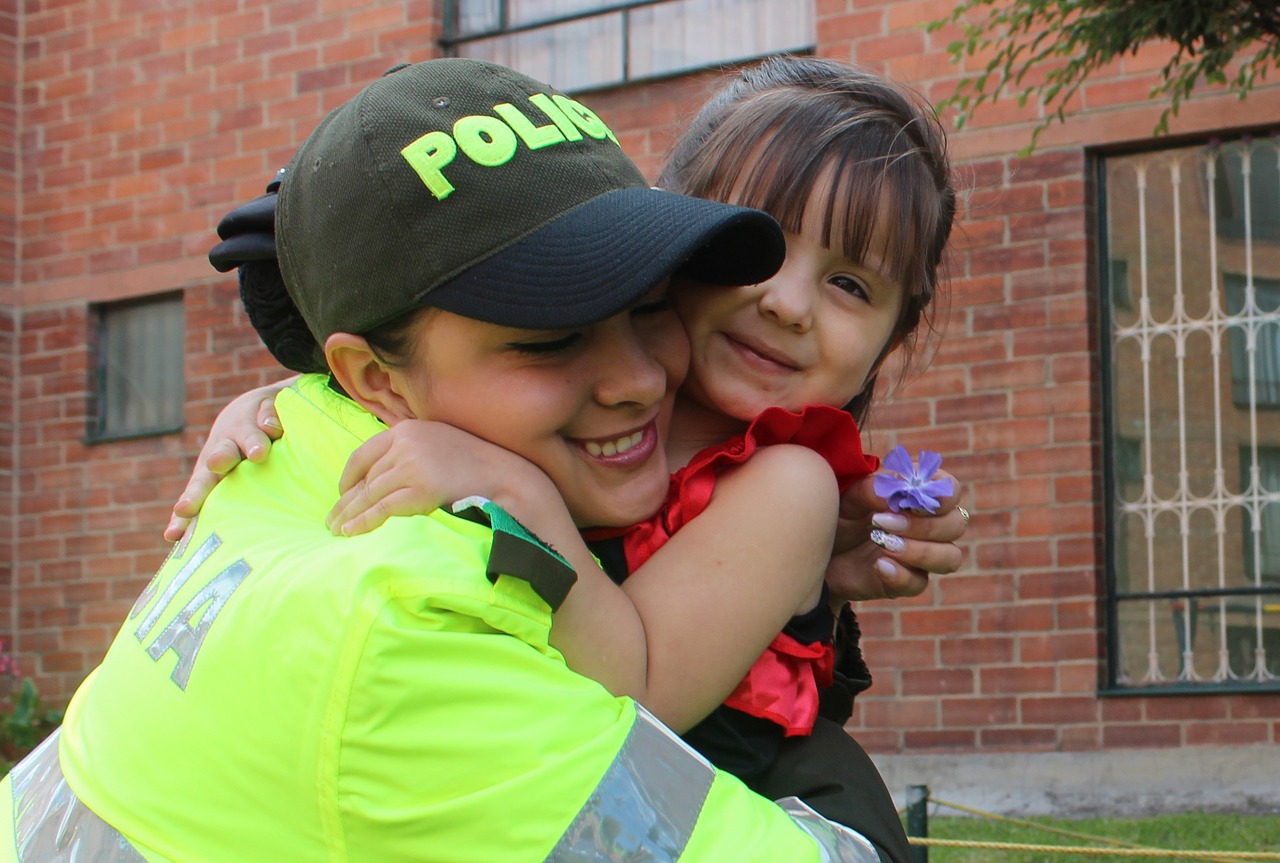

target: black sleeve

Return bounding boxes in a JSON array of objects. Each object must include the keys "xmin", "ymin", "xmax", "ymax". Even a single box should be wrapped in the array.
[
  {"xmin": 583, "ymin": 535, "xmax": 630, "ymax": 586},
  {"xmin": 819, "ymin": 604, "xmax": 874, "ymax": 725}
]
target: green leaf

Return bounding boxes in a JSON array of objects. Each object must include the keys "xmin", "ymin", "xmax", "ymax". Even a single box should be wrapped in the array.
[{"xmin": 925, "ymin": 0, "xmax": 1280, "ymax": 153}]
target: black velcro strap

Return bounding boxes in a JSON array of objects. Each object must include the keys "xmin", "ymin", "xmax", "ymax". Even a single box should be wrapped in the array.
[{"xmin": 451, "ymin": 497, "xmax": 577, "ymax": 610}]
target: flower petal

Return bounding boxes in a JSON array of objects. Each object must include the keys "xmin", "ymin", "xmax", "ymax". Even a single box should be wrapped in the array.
[
  {"xmin": 917, "ymin": 449, "xmax": 943, "ymax": 480},
  {"xmin": 907, "ymin": 491, "xmax": 941, "ymax": 513},
  {"xmin": 882, "ymin": 445, "xmax": 914, "ymax": 477},
  {"xmin": 884, "ymin": 489, "xmax": 915, "ymax": 513},
  {"xmin": 873, "ymin": 472, "xmax": 907, "ymax": 501},
  {"xmin": 920, "ymin": 477, "xmax": 954, "ymax": 500},
  {"xmin": 888, "ymin": 488, "xmax": 936, "ymax": 513}
]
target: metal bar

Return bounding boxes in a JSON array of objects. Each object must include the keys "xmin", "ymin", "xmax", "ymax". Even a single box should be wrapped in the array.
[
  {"xmin": 906, "ymin": 785, "xmax": 928, "ymax": 863},
  {"xmin": 1115, "ymin": 585, "xmax": 1280, "ymax": 601}
]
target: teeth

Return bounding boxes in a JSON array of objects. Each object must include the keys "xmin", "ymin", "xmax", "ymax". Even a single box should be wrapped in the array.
[{"xmin": 584, "ymin": 431, "xmax": 644, "ymax": 457}]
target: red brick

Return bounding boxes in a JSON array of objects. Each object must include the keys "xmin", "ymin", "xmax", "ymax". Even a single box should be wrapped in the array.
[
  {"xmin": 902, "ymin": 668, "xmax": 974, "ymax": 696},
  {"xmin": 897, "ymin": 606, "xmax": 972, "ymax": 637},
  {"xmin": 935, "ymin": 392, "xmax": 1009, "ymax": 425},
  {"xmin": 1185, "ymin": 722, "xmax": 1270, "ymax": 746},
  {"xmin": 820, "ymin": 10, "xmax": 884, "ymax": 44},
  {"xmin": 859, "ymin": 698, "xmax": 939, "ymax": 729},
  {"xmin": 1016, "ymin": 503, "xmax": 1094, "ymax": 537},
  {"xmin": 1009, "ymin": 263, "xmax": 1087, "ymax": 299},
  {"xmin": 901, "ymin": 730, "xmax": 976, "ymax": 751},
  {"xmin": 980, "ymin": 727, "xmax": 1059, "ymax": 750},
  {"xmin": 1103, "ymin": 723, "xmax": 1182, "ymax": 748},
  {"xmin": 1020, "ymin": 631, "xmax": 1097, "ymax": 664},
  {"xmin": 1020, "ymin": 569, "xmax": 1095, "ymax": 601},
  {"xmin": 942, "ymin": 696, "xmax": 1017, "ymax": 727},
  {"xmin": 855, "ymin": 28, "xmax": 925, "ymax": 65},
  {"xmin": 976, "ymin": 602, "xmax": 1055, "ymax": 634},
  {"xmin": 1022, "ymin": 696, "xmax": 1099, "ymax": 725},
  {"xmin": 968, "ymin": 242, "xmax": 1047, "ymax": 276},
  {"xmin": 980, "ymin": 664, "xmax": 1058, "ymax": 695}
]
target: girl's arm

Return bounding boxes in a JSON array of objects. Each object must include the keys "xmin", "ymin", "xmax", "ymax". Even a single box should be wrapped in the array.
[
  {"xmin": 164, "ymin": 377, "xmax": 294, "ymax": 542},
  {"xmin": 335, "ymin": 420, "xmax": 838, "ymax": 733},
  {"xmin": 600, "ymin": 444, "xmax": 837, "ymax": 729}
]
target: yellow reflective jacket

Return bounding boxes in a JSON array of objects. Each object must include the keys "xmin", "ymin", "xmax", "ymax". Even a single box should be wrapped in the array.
[{"xmin": 0, "ymin": 375, "xmax": 878, "ymax": 863}]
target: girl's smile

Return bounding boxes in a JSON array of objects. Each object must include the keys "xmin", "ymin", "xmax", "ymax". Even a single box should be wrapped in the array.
[{"xmin": 721, "ymin": 329, "xmax": 804, "ymax": 374}]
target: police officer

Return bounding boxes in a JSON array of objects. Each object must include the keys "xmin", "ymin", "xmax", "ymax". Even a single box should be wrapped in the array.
[{"xmin": 0, "ymin": 59, "xmax": 883, "ymax": 862}]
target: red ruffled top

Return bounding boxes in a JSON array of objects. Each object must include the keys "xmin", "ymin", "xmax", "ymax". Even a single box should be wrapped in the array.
[{"xmin": 602, "ymin": 404, "xmax": 878, "ymax": 736}]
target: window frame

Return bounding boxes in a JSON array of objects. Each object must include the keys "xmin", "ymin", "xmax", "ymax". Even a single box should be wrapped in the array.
[
  {"xmin": 441, "ymin": 0, "xmax": 816, "ymax": 92},
  {"xmin": 1096, "ymin": 132, "xmax": 1280, "ymax": 697},
  {"xmin": 86, "ymin": 291, "xmax": 186, "ymax": 444}
]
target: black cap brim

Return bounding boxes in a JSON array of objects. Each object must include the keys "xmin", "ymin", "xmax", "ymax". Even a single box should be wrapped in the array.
[{"xmin": 425, "ymin": 187, "xmax": 785, "ymax": 329}]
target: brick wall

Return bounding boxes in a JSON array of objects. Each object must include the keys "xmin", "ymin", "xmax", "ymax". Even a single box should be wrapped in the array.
[
  {"xmin": 850, "ymin": 143, "xmax": 1105, "ymax": 754},
  {"xmin": 11, "ymin": 0, "xmax": 445, "ymax": 699},
  {"xmin": 0, "ymin": 3, "xmax": 16, "ymax": 291},
  {"xmin": 818, "ymin": 0, "xmax": 1280, "ymax": 753},
  {"xmin": 7, "ymin": 0, "xmax": 1280, "ymax": 748},
  {"xmin": 1, "ymin": 2, "xmax": 17, "ymax": 673}
]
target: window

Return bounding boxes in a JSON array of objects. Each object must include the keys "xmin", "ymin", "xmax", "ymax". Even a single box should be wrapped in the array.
[
  {"xmin": 1224, "ymin": 273, "xmax": 1280, "ymax": 406},
  {"xmin": 88, "ymin": 293, "xmax": 185, "ymax": 442},
  {"xmin": 444, "ymin": 0, "xmax": 814, "ymax": 93},
  {"xmin": 1211, "ymin": 144, "xmax": 1280, "ymax": 242},
  {"xmin": 1101, "ymin": 135, "xmax": 1280, "ymax": 692}
]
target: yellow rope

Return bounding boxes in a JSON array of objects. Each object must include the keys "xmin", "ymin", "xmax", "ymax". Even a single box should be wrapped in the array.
[
  {"xmin": 909, "ymin": 796, "xmax": 1266, "ymax": 863},
  {"xmin": 927, "ymin": 797, "xmax": 1154, "ymax": 849},
  {"xmin": 909, "ymin": 837, "xmax": 1280, "ymax": 860}
]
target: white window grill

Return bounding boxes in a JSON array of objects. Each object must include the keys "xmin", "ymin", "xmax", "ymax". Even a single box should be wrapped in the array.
[{"xmin": 1102, "ymin": 135, "xmax": 1280, "ymax": 691}]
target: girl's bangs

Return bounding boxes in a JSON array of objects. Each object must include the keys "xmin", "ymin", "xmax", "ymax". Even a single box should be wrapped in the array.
[{"xmin": 691, "ymin": 97, "xmax": 941, "ymax": 296}]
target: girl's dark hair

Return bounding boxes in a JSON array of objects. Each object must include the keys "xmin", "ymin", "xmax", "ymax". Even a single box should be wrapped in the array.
[
  {"xmin": 239, "ymin": 258, "xmax": 423, "ymax": 379},
  {"xmin": 238, "ymin": 259, "xmax": 326, "ymax": 374},
  {"xmin": 658, "ymin": 56, "xmax": 956, "ymax": 425}
]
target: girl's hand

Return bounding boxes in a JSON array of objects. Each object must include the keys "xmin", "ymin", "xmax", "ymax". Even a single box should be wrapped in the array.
[
  {"xmin": 825, "ymin": 468, "xmax": 968, "ymax": 605},
  {"xmin": 164, "ymin": 377, "xmax": 295, "ymax": 542},
  {"xmin": 328, "ymin": 420, "xmax": 556, "ymax": 537}
]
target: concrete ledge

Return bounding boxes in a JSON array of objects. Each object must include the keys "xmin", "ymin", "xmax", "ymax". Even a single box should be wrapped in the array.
[{"xmin": 871, "ymin": 747, "xmax": 1280, "ymax": 819}]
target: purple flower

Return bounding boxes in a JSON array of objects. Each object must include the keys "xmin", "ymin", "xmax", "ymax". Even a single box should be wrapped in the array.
[{"xmin": 873, "ymin": 446, "xmax": 954, "ymax": 514}]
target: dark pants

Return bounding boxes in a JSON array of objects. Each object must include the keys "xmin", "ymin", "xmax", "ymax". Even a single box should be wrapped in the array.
[{"xmin": 751, "ymin": 718, "xmax": 912, "ymax": 863}]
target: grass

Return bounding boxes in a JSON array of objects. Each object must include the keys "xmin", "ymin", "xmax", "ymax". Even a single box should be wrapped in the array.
[{"xmin": 907, "ymin": 812, "xmax": 1280, "ymax": 863}]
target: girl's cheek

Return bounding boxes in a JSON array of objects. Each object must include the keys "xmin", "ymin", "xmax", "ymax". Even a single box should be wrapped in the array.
[{"xmin": 658, "ymin": 318, "xmax": 692, "ymax": 391}]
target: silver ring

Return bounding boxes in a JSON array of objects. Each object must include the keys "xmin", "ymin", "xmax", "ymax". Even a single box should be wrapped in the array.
[{"xmin": 956, "ymin": 505, "xmax": 971, "ymax": 528}]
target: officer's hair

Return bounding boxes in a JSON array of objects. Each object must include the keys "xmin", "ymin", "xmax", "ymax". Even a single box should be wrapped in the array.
[
  {"xmin": 239, "ymin": 259, "xmax": 426, "ymax": 379},
  {"xmin": 657, "ymin": 56, "xmax": 955, "ymax": 426}
]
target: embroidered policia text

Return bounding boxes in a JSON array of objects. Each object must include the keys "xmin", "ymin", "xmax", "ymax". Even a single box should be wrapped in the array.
[
  {"xmin": 128, "ymin": 518, "xmax": 252, "ymax": 690},
  {"xmin": 400, "ymin": 92, "xmax": 620, "ymax": 201}
]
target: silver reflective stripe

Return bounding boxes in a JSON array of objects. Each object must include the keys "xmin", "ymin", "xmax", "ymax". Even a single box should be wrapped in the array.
[
  {"xmin": 545, "ymin": 705, "xmax": 715, "ymax": 863},
  {"xmin": 9, "ymin": 729, "xmax": 148, "ymax": 863},
  {"xmin": 776, "ymin": 796, "xmax": 882, "ymax": 863}
]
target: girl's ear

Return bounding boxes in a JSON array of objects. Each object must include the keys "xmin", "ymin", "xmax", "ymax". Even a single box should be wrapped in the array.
[{"xmin": 324, "ymin": 333, "xmax": 415, "ymax": 425}]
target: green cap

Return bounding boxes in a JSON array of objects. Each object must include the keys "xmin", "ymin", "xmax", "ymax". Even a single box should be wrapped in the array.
[{"xmin": 275, "ymin": 58, "xmax": 785, "ymax": 341}]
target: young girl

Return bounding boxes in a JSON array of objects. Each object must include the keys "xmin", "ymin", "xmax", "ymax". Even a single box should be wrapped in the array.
[{"xmin": 176, "ymin": 57, "xmax": 963, "ymax": 861}]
